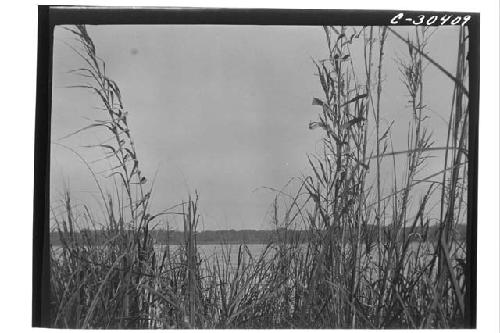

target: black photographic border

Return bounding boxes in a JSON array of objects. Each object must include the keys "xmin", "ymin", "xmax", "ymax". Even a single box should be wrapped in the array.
[{"xmin": 33, "ymin": 6, "xmax": 479, "ymax": 327}]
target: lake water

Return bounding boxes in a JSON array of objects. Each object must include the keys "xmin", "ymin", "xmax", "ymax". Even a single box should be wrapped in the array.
[
  {"xmin": 51, "ymin": 243, "xmax": 271, "ymax": 269},
  {"xmin": 153, "ymin": 243, "xmax": 270, "ymax": 268},
  {"xmin": 52, "ymin": 241, "xmax": 464, "ymax": 272}
]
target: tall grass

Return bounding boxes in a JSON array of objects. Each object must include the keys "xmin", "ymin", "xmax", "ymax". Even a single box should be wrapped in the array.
[{"xmin": 50, "ymin": 25, "xmax": 470, "ymax": 328}]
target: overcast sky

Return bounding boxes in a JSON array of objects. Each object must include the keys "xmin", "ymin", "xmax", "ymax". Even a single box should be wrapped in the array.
[{"xmin": 50, "ymin": 25, "xmax": 462, "ymax": 230}]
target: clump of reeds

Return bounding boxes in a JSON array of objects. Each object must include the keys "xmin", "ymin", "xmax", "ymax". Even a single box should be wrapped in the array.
[
  {"xmin": 50, "ymin": 25, "xmax": 204, "ymax": 328},
  {"xmin": 265, "ymin": 25, "xmax": 470, "ymax": 329}
]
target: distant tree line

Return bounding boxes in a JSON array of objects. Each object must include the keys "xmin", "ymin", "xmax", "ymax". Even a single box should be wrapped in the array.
[{"xmin": 50, "ymin": 224, "xmax": 466, "ymax": 247}]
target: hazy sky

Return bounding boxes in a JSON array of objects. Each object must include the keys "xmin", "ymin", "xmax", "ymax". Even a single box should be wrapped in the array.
[{"xmin": 50, "ymin": 25, "xmax": 462, "ymax": 230}]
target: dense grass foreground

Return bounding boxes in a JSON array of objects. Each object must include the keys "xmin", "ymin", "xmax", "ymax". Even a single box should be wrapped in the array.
[{"xmin": 50, "ymin": 25, "xmax": 470, "ymax": 328}]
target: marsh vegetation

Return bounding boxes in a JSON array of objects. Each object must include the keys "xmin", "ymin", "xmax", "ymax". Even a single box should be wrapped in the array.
[{"xmin": 49, "ymin": 24, "xmax": 471, "ymax": 328}]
